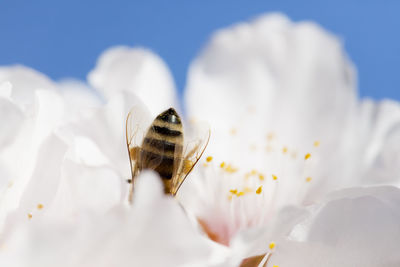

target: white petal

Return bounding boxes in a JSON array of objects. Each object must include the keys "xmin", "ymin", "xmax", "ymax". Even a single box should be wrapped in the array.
[
  {"xmin": 0, "ymin": 172, "xmax": 222, "ymax": 267},
  {"xmin": 0, "ymin": 65, "xmax": 56, "ymax": 110},
  {"xmin": 184, "ymin": 13, "xmax": 369, "ymax": 203},
  {"xmin": 88, "ymin": 46, "xmax": 178, "ymax": 115},
  {"xmin": 0, "ymin": 97, "xmax": 23, "ymax": 147},
  {"xmin": 275, "ymin": 186, "xmax": 400, "ymax": 267},
  {"xmin": 359, "ymin": 99, "xmax": 400, "ymax": 185}
]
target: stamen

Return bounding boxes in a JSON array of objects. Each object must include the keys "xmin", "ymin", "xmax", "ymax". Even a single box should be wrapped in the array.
[
  {"xmin": 282, "ymin": 146, "xmax": 288, "ymax": 154},
  {"xmin": 272, "ymin": 174, "xmax": 278, "ymax": 180},
  {"xmin": 258, "ymin": 174, "xmax": 265, "ymax": 181},
  {"xmin": 314, "ymin": 141, "xmax": 320, "ymax": 147},
  {"xmin": 230, "ymin": 189, "xmax": 238, "ymax": 194},
  {"xmin": 225, "ymin": 164, "xmax": 238, "ymax": 173},
  {"xmin": 220, "ymin": 162, "xmax": 226, "ymax": 168},
  {"xmin": 27, "ymin": 214, "xmax": 32, "ymax": 219},
  {"xmin": 256, "ymin": 186, "xmax": 262, "ymax": 194},
  {"xmin": 230, "ymin": 128, "xmax": 237, "ymax": 135},
  {"xmin": 244, "ymin": 187, "xmax": 252, "ymax": 193},
  {"xmin": 37, "ymin": 204, "xmax": 44, "ymax": 210},
  {"xmin": 266, "ymin": 132, "xmax": 275, "ymax": 141},
  {"xmin": 269, "ymin": 242, "xmax": 276, "ymax": 250},
  {"xmin": 206, "ymin": 156, "xmax": 213, "ymax": 162},
  {"xmin": 306, "ymin": 177, "xmax": 312, "ymax": 182},
  {"xmin": 304, "ymin": 153, "xmax": 311, "ymax": 160}
]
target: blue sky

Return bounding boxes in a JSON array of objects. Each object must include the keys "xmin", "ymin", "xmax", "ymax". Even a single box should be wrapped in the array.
[{"xmin": 1, "ymin": 0, "xmax": 399, "ymax": 100}]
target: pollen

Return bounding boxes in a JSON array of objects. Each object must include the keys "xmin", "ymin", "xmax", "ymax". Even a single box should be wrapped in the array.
[
  {"xmin": 206, "ymin": 156, "xmax": 213, "ymax": 162},
  {"xmin": 272, "ymin": 174, "xmax": 278, "ymax": 180},
  {"xmin": 225, "ymin": 164, "xmax": 238, "ymax": 173},
  {"xmin": 306, "ymin": 177, "xmax": 312, "ymax": 182},
  {"xmin": 266, "ymin": 132, "xmax": 275, "ymax": 141},
  {"xmin": 258, "ymin": 173, "xmax": 265, "ymax": 181},
  {"xmin": 282, "ymin": 146, "xmax": 288, "ymax": 154},
  {"xmin": 237, "ymin": 191, "xmax": 245, "ymax": 196},
  {"xmin": 269, "ymin": 242, "xmax": 276, "ymax": 249},
  {"xmin": 220, "ymin": 162, "xmax": 226, "ymax": 168},
  {"xmin": 256, "ymin": 186, "xmax": 262, "ymax": 194},
  {"xmin": 244, "ymin": 187, "xmax": 252, "ymax": 193},
  {"xmin": 304, "ymin": 153, "xmax": 311, "ymax": 160},
  {"xmin": 183, "ymin": 160, "xmax": 193, "ymax": 173},
  {"xmin": 37, "ymin": 203, "xmax": 44, "ymax": 210},
  {"xmin": 27, "ymin": 213, "xmax": 32, "ymax": 219},
  {"xmin": 314, "ymin": 141, "xmax": 320, "ymax": 147},
  {"xmin": 273, "ymin": 265, "xmax": 279, "ymax": 267},
  {"xmin": 230, "ymin": 189, "xmax": 238, "ymax": 194}
]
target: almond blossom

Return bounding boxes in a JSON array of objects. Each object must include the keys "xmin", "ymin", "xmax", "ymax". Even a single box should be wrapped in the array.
[{"xmin": 0, "ymin": 13, "xmax": 399, "ymax": 267}]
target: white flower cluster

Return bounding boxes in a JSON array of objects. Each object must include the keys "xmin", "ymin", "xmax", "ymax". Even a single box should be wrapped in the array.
[{"xmin": 0, "ymin": 14, "xmax": 399, "ymax": 267}]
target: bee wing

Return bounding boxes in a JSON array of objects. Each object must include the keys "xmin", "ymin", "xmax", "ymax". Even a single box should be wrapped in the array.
[
  {"xmin": 126, "ymin": 103, "xmax": 153, "ymax": 178},
  {"xmin": 171, "ymin": 120, "xmax": 210, "ymax": 195}
]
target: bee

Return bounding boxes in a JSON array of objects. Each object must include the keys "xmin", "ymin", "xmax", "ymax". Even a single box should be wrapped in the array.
[{"xmin": 126, "ymin": 105, "xmax": 209, "ymax": 201}]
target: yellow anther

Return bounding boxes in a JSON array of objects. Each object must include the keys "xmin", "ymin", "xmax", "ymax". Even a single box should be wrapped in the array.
[
  {"xmin": 244, "ymin": 187, "xmax": 252, "ymax": 193},
  {"xmin": 291, "ymin": 152, "xmax": 297, "ymax": 159},
  {"xmin": 272, "ymin": 174, "xmax": 278, "ymax": 180},
  {"xmin": 273, "ymin": 265, "xmax": 279, "ymax": 267},
  {"xmin": 230, "ymin": 128, "xmax": 237, "ymax": 135},
  {"xmin": 227, "ymin": 195, "xmax": 233, "ymax": 201},
  {"xmin": 265, "ymin": 145, "xmax": 273, "ymax": 152},
  {"xmin": 314, "ymin": 141, "xmax": 320, "ymax": 147},
  {"xmin": 37, "ymin": 204, "xmax": 44, "ymax": 210},
  {"xmin": 225, "ymin": 164, "xmax": 238, "ymax": 173},
  {"xmin": 237, "ymin": 192, "xmax": 245, "ymax": 196},
  {"xmin": 258, "ymin": 174, "xmax": 265, "ymax": 181},
  {"xmin": 220, "ymin": 162, "xmax": 226, "ymax": 168},
  {"xmin": 229, "ymin": 189, "xmax": 238, "ymax": 194},
  {"xmin": 306, "ymin": 177, "xmax": 312, "ymax": 182},
  {"xmin": 202, "ymin": 163, "xmax": 208, "ymax": 167},
  {"xmin": 27, "ymin": 213, "xmax": 32, "ymax": 219},
  {"xmin": 250, "ymin": 169, "xmax": 257, "ymax": 175},
  {"xmin": 206, "ymin": 156, "xmax": 213, "ymax": 162},
  {"xmin": 282, "ymin": 146, "xmax": 288, "ymax": 153},
  {"xmin": 305, "ymin": 153, "xmax": 311, "ymax": 160},
  {"xmin": 256, "ymin": 186, "xmax": 262, "ymax": 194},
  {"xmin": 266, "ymin": 132, "xmax": 275, "ymax": 141},
  {"xmin": 269, "ymin": 242, "xmax": 276, "ymax": 249}
]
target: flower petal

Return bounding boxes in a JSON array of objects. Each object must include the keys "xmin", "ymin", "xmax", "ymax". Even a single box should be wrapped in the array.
[
  {"xmin": 271, "ymin": 186, "xmax": 400, "ymax": 267},
  {"xmin": 88, "ymin": 46, "xmax": 178, "ymax": 115}
]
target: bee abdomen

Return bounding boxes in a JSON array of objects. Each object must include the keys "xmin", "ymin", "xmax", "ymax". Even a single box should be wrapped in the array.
[
  {"xmin": 139, "ymin": 150, "xmax": 175, "ymax": 180},
  {"xmin": 139, "ymin": 107, "xmax": 184, "ymax": 184},
  {"xmin": 151, "ymin": 125, "xmax": 182, "ymax": 137},
  {"xmin": 142, "ymin": 137, "xmax": 182, "ymax": 155}
]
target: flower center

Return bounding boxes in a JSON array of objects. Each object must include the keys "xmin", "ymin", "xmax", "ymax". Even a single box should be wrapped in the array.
[{"xmin": 180, "ymin": 131, "xmax": 321, "ymax": 247}]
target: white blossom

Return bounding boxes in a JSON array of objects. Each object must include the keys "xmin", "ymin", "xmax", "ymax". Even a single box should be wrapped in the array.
[{"xmin": 0, "ymin": 13, "xmax": 399, "ymax": 267}]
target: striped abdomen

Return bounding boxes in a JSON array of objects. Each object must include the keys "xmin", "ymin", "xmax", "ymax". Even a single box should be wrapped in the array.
[{"xmin": 138, "ymin": 108, "xmax": 183, "ymax": 191}]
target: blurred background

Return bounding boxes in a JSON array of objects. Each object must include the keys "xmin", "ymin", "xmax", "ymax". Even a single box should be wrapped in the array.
[{"xmin": 1, "ymin": 0, "xmax": 399, "ymax": 100}]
